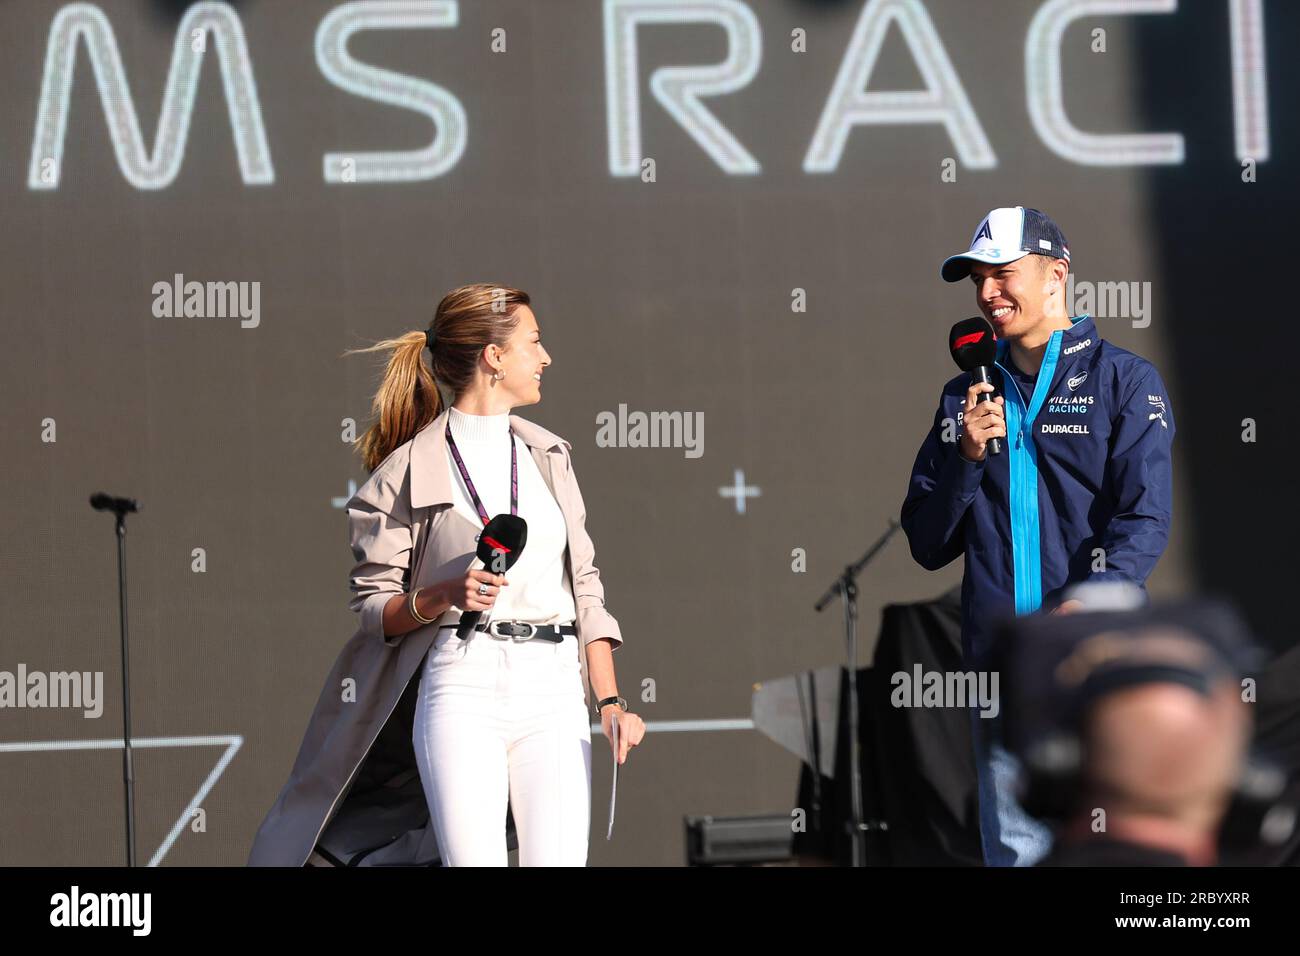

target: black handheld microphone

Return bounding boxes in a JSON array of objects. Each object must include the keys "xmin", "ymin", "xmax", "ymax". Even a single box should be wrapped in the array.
[
  {"xmin": 948, "ymin": 316, "xmax": 1002, "ymax": 457},
  {"xmin": 456, "ymin": 513, "xmax": 528, "ymax": 638}
]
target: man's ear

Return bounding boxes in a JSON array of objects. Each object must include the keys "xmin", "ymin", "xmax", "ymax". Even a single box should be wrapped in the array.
[{"xmin": 1046, "ymin": 258, "xmax": 1067, "ymax": 295}]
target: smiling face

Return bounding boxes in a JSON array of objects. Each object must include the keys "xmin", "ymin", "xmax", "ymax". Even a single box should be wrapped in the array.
[
  {"xmin": 969, "ymin": 255, "xmax": 1065, "ymax": 340},
  {"xmin": 488, "ymin": 304, "xmax": 551, "ymax": 408}
]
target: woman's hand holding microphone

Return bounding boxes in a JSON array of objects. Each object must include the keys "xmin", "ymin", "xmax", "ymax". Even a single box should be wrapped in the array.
[
  {"xmin": 399, "ymin": 570, "xmax": 508, "ymax": 632},
  {"xmin": 441, "ymin": 568, "xmax": 509, "ymax": 613}
]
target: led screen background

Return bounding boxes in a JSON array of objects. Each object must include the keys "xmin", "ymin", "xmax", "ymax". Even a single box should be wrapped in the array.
[{"xmin": 0, "ymin": 0, "xmax": 1292, "ymax": 865}]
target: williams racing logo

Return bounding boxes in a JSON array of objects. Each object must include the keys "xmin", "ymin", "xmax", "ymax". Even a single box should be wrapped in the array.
[
  {"xmin": 1043, "ymin": 387, "xmax": 1093, "ymax": 433},
  {"xmin": 1047, "ymin": 393, "xmax": 1094, "ymax": 414}
]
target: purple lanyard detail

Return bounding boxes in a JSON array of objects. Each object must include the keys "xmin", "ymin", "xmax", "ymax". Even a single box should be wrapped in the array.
[{"xmin": 445, "ymin": 423, "xmax": 518, "ymax": 526}]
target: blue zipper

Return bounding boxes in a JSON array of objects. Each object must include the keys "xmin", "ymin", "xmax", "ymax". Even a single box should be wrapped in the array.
[{"xmin": 994, "ymin": 321, "xmax": 1077, "ymax": 615}]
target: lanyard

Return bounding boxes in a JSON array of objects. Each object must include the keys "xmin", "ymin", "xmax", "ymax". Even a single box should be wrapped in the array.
[{"xmin": 445, "ymin": 423, "xmax": 518, "ymax": 526}]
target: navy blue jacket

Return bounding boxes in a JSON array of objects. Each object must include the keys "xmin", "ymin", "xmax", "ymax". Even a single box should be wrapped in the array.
[{"xmin": 901, "ymin": 314, "xmax": 1175, "ymax": 666}]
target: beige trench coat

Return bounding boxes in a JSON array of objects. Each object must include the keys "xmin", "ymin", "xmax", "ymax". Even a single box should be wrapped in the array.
[{"xmin": 246, "ymin": 407, "xmax": 623, "ymax": 866}]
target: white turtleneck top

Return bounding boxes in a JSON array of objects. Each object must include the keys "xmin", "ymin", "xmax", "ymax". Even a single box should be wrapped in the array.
[{"xmin": 445, "ymin": 405, "xmax": 577, "ymax": 626}]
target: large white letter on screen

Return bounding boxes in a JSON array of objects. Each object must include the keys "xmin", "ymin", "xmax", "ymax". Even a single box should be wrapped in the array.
[
  {"xmin": 317, "ymin": 1, "xmax": 466, "ymax": 183},
  {"xmin": 1026, "ymin": 0, "xmax": 1183, "ymax": 165},
  {"xmin": 803, "ymin": 0, "xmax": 994, "ymax": 173},
  {"xmin": 604, "ymin": 0, "xmax": 762, "ymax": 176},
  {"xmin": 1228, "ymin": 0, "xmax": 1268, "ymax": 161},
  {"xmin": 29, "ymin": 2, "xmax": 273, "ymax": 190}
]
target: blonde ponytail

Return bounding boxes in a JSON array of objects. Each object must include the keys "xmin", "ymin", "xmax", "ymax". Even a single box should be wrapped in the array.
[{"xmin": 345, "ymin": 283, "xmax": 529, "ymax": 473}]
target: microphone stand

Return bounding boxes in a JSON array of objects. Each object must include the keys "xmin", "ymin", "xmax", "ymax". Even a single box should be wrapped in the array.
[
  {"xmin": 92, "ymin": 494, "xmax": 139, "ymax": 867},
  {"xmin": 813, "ymin": 518, "xmax": 900, "ymax": 866}
]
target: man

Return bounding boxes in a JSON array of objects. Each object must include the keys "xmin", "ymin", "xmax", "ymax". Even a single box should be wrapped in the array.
[
  {"xmin": 991, "ymin": 597, "xmax": 1261, "ymax": 868},
  {"xmin": 901, "ymin": 206, "xmax": 1176, "ymax": 865},
  {"xmin": 1040, "ymin": 677, "xmax": 1250, "ymax": 866}
]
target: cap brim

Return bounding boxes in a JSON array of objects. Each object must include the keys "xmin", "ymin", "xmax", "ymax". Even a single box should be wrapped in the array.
[{"xmin": 940, "ymin": 248, "xmax": 1030, "ymax": 282}]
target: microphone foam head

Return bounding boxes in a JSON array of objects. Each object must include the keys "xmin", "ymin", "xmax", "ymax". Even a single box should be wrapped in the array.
[
  {"xmin": 476, "ymin": 513, "xmax": 528, "ymax": 571},
  {"xmin": 949, "ymin": 316, "xmax": 998, "ymax": 371}
]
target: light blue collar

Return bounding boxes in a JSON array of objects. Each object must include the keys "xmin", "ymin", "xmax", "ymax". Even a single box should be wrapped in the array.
[{"xmin": 995, "ymin": 313, "xmax": 1091, "ymax": 367}]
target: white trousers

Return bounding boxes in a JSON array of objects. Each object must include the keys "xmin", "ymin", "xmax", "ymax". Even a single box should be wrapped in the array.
[{"xmin": 412, "ymin": 626, "xmax": 592, "ymax": 866}]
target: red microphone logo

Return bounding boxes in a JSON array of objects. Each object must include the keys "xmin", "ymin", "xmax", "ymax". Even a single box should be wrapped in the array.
[{"xmin": 482, "ymin": 535, "xmax": 511, "ymax": 553}]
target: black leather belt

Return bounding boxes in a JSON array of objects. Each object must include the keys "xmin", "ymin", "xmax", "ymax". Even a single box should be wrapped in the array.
[{"xmin": 442, "ymin": 620, "xmax": 578, "ymax": 643}]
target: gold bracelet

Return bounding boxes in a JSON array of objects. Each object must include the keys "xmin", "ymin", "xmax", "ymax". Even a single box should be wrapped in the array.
[{"xmin": 408, "ymin": 586, "xmax": 436, "ymax": 625}]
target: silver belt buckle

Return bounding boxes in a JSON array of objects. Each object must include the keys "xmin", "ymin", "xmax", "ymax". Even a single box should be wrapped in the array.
[{"xmin": 490, "ymin": 621, "xmax": 536, "ymax": 641}]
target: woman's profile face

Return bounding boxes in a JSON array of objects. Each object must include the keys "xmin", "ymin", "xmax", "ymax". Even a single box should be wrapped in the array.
[{"xmin": 493, "ymin": 305, "xmax": 551, "ymax": 408}]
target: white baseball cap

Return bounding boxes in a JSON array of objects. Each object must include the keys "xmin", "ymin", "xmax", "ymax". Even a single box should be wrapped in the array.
[{"xmin": 941, "ymin": 206, "xmax": 1071, "ymax": 282}]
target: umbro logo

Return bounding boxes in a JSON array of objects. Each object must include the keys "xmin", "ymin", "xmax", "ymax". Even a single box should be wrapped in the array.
[{"xmin": 1067, "ymin": 371, "xmax": 1088, "ymax": 390}]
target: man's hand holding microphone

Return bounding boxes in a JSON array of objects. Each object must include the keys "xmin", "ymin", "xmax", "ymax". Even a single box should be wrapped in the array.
[
  {"xmin": 959, "ymin": 381, "xmax": 1006, "ymax": 462},
  {"xmin": 949, "ymin": 316, "xmax": 1006, "ymax": 463}
]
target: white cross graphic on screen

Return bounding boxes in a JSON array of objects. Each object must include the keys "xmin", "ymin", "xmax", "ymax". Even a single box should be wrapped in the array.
[{"xmin": 719, "ymin": 468, "xmax": 761, "ymax": 515}]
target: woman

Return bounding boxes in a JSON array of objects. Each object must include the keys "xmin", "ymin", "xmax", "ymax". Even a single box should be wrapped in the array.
[
  {"xmin": 353, "ymin": 286, "xmax": 642, "ymax": 868},
  {"xmin": 248, "ymin": 283, "xmax": 643, "ymax": 867}
]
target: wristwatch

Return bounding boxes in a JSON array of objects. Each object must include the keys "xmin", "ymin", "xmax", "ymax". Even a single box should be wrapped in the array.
[{"xmin": 596, "ymin": 695, "xmax": 627, "ymax": 716}]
